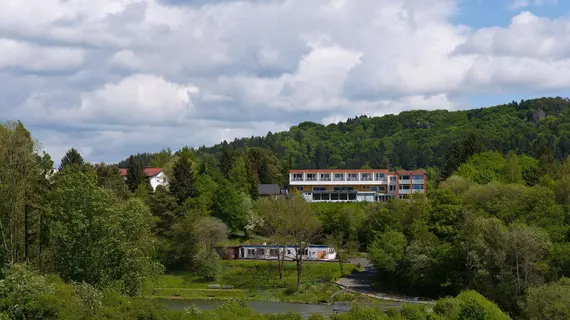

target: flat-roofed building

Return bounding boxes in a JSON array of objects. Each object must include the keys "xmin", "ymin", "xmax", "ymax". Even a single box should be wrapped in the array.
[{"xmin": 289, "ymin": 169, "xmax": 426, "ymax": 203}]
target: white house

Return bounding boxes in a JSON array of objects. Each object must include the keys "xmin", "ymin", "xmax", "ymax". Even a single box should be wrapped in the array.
[
  {"xmin": 236, "ymin": 244, "xmax": 337, "ymax": 261},
  {"xmin": 119, "ymin": 167, "xmax": 168, "ymax": 191}
]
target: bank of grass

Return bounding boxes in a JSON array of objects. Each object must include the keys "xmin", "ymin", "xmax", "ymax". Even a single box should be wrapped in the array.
[{"xmin": 144, "ymin": 260, "xmax": 382, "ymax": 305}]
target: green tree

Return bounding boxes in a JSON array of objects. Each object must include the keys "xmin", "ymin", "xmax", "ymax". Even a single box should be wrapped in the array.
[
  {"xmin": 50, "ymin": 171, "xmax": 162, "ymax": 295},
  {"xmin": 368, "ymin": 230, "xmax": 407, "ymax": 278},
  {"xmin": 125, "ymin": 156, "xmax": 146, "ymax": 193},
  {"xmin": 211, "ymin": 179, "xmax": 249, "ymax": 233},
  {"xmin": 93, "ymin": 163, "xmax": 129, "ymax": 199},
  {"xmin": 169, "ymin": 152, "xmax": 197, "ymax": 205},
  {"xmin": 228, "ymin": 156, "xmax": 250, "ymax": 194},
  {"xmin": 194, "ymin": 217, "xmax": 228, "ymax": 255},
  {"xmin": 524, "ymin": 279, "xmax": 570, "ymax": 320},
  {"xmin": 502, "ymin": 151, "xmax": 524, "ymax": 184},
  {"xmin": 58, "ymin": 148, "xmax": 84, "ymax": 171}
]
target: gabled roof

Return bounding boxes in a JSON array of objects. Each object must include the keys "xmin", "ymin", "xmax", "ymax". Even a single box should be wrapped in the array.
[
  {"xmin": 258, "ymin": 184, "xmax": 282, "ymax": 195},
  {"xmin": 119, "ymin": 168, "xmax": 163, "ymax": 177}
]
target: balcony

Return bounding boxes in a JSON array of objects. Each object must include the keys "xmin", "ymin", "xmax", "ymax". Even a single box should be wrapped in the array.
[{"xmin": 399, "ymin": 179, "xmax": 411, "ymax": 184}]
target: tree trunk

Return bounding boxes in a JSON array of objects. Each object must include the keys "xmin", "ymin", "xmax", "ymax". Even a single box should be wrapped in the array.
[
  {"xmin": 24, "ymin": 203, "xmax": 29, "ymax": 261},
  {"xmin": 296, "ymin": 260, "xmax": 302, "ymax": 287},
  {"xmin": 338, "ymin": 255, "xmax": 344, "ymax": 276}
]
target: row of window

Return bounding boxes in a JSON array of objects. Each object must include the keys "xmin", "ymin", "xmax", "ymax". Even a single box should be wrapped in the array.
[
  {"xmin": 291, "ymin": 173, "xmax": 424, "ymax": 182},
  {"xmin": 245, "ymin": 248, "xmax": 332, "ymax": 256},
  {"xmin": 297, "ymin": 184, "xmax": 424, "ymax": 192}
]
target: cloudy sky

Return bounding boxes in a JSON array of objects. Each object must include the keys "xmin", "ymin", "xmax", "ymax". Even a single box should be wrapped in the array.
[{"xmin": 1, "ymin": 0, "xmax": 569, "ymax": 164}]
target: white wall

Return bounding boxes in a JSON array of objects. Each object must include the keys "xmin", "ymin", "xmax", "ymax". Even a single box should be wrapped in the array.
[{"xmin": 149, "ymin": 171, "xmax": 168, "ymax": 191}]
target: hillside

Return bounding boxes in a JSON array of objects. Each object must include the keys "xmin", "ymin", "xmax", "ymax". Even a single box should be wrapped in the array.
[{"xmin": 194, "ymin": 97, "xmax": 570, "ymax": 171}]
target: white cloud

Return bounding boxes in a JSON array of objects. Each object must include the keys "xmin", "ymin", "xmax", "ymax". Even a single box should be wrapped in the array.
[
  {"xmin": 0, "ymin": 0, "xmax": 568, "ymax": 162},
  {"xmin": 509, "ymin": 0, "xmax": 558, "ymax": 10},
  {"xmin": 0, "ymin": 39, "xmax": 84, "ymax": 71}
]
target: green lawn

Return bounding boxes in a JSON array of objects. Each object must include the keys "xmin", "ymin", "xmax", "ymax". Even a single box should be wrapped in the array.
[{"xmin": 143, "ymin": 260, "xmax": 373, "ymax": 304}]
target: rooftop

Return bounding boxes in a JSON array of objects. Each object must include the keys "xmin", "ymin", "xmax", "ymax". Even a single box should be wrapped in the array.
[{"xmin": 119, "ymin": 168, "xmax": 163, "ymax": 177}]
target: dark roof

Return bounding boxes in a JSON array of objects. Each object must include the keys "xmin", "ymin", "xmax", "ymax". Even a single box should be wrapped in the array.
[
  {"xmin": 258, "ymin": 184, "xmax": 282, "ymax": 195},
  {"xmin": 119, "ymin": 168, "xmax": 163, "ymax": 177}
]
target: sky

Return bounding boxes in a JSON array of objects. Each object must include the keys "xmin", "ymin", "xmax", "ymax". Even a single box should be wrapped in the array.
[{"xmin": 1, "ymin": 0, "xmax": 570, "ymax": 164}]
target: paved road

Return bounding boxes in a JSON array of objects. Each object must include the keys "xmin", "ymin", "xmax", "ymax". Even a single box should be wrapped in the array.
[{"xmin": 335, "ymin": 258, "xmax": 434, "ymax": 305}]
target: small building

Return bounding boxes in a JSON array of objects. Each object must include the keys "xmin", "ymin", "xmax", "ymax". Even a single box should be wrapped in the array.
[
  {"xmin": 258, "ymin": 184, "xmax": 287, "ymax": 199},
  {"xmin": 119, "ymin": 167, "xmax": 168, "ymax": 191},
  {"xmin": 236, "ymin": 244, "xmax": 336, "ymax": 261}
]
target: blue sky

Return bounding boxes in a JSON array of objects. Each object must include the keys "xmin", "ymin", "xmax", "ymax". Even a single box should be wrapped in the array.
[{"xmin": 0, "ymin": 0, "xmax": 569, "ymax": 163}]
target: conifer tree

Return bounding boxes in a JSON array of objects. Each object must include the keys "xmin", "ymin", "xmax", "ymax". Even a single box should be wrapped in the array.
[
  {"xmin": 169, "ymin": 152, "xmax": 197, "ymax": 205},
  {"xmin": 126, "ymin": 156, "xmax": 146, "ymax": 193},
  {"xmin": 59, "ymin": 148, "xmax": 84, "ymax": 171}
]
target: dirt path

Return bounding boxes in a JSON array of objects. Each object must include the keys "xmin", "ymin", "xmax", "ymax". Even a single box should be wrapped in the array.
[{"xmin": 335, "ymin": 258, "xmax": 435, "ymax": 305}]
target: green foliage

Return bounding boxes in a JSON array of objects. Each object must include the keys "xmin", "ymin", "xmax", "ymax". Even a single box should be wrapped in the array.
[
  {"xmin": 169, "ymin": 151, "xmax": 198, "ymax": 204},
  {"xmin": 125, "ymin": 155, "xmax": 147, "ymax": 193},
  {"xmin": 524, "ymin": 278, "xmax": 570, "ymax": 320},
  {"xmin": 58, "ymin": 148, "xmax": 84, "ymax": 171},
  {"xmin": 195, "ymin": 250, "xmax": 222, "ymax": 281},
  {"xmin": 50, "ymin": 171, "xmax": 163, "ymax": 295}
]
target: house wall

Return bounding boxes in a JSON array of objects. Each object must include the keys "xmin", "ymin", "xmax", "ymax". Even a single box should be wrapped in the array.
[
  {"xmin": 237, "ymin": 246, "xmax": 336, "ymax": 261},
  {"xmin": 150, "ymin": 172, "xmax": 168, "ymax": 191}
]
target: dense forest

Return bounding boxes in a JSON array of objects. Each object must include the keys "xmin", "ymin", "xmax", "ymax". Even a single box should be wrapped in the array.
[{"xmin": 3, "ymin": 97, "xmax": 570, "ymax": 319}]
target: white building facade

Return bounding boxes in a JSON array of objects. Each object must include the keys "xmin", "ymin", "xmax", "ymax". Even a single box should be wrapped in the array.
[{"xmin": 237, "ymin": 245, "xmax": 337, "ymax": 261}]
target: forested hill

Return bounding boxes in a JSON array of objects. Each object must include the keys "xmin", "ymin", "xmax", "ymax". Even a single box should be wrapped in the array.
[
  {"xmin": 192, "ymin": 97, "xmax": 569, "ymax": 171},
  {"xmin": 119, "ymin": 97, "xmax": 570, "ymax": 175}
]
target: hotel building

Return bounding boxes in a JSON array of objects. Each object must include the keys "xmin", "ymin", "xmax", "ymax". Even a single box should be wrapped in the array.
[{"xmin": 289, "ymin": 169, "xmax": 427, "ymax": 203}]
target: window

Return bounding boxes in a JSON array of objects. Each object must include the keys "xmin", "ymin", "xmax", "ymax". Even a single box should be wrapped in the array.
[
  {"xmin": 389, "ymin": 185, "xmax": 396, "ymax": 191},
  {"xmin": 400, "ymin": 175, "xmax": 410, "ymax": 180},
  {"xmin": 313, "ymin": 186, "xmax": 327, "ymax": 192},
  {"xmin": 334, "ymin": 187, "xmax": 354, "ymax": 192},
  {"xmin": 258, "ymin": 249, "xmax": 265, "ymax": 255},
  {"xmin": 313, "ymin": 193, "xmax": 322, "ymax": 201},
  {"xmin": 320, "ymin": 173, "xmax": 331, "ymax": 181},
  {"xmin": 247, "ymin": 249, "xmax": 255, "ymax": 255},
  {"xmin": 348, "ymin": 193, "xmax": 357, "ymax": 201},
  {"xmin": 303, "ymin": 249, "xmax": 309, "ymax": 255},
  {"xmin": 287, "ymin": 249, "xmax": 292, "ymax": 255},
  {"xmin": 292, "ymin": 173, "xmax": 303, "ymax": 181},
  {"xmin": 331, "ymin": 193, "xmax": 339, "ymax": 201},
  {"xmin": 361, "ymin": 173, "xmax": 373, "ymax": 181},
  {"xmin": 296, "ymin": 187, "xmax": 304, "ymax": 192},
  {"xmin": 372, "ymin": 186, "xmax": 385, "ymax": 192},
  {"xmin": 399, "ymin": 195, "xmax": 409, "ymax": 200},
  {"xmin": 412, "ymin": 184, "xmax": 424, "ymax": 191},
  {"xmin": 389, "ymin": 176, "xmax": 396, "ymax": 182},
  {"xmin": 412, "ymin": 174, "xmax": 424, "ymax": 180},
  {"xmin": 269, "ymin": 249, "xmax": 279, "ymax": 256},
  {"xmin": 333, "ymin": 173, "xmax": 345, "ymax": 181},
  {"xmin": 399, "ymin": 184, "xmax": 411, "ymax": 190},
  {"xmin": 375, "ymin": 173, "xmax": 385, "ymax": 181},
  {"xmin": 307, "ymin": 173, "xmax": 317, "ymax": 181},
  {"xmin": 347, "ymin": 173, "xmax": 358, "ymax": 181}
]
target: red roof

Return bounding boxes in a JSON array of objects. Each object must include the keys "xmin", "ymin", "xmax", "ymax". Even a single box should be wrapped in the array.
[{"xmin": 119, "ymin": 168, "xmax": 163, "ymax": 177}]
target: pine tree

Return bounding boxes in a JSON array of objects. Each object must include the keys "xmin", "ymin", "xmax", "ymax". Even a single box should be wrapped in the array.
[
  {"xmin": 219, "ymin": 142, "xmax": 234, "ymax": 178},
  {"xmin": 169, "ymin": 153, "xmax": 197, "ymax": 205},
  {"xmin": 126, "ymin": 156, "xmax": 145, "ymax": 192},
  {"xmin": 259, "ymin": 158, "xmax": 272, "ymax": 184},
  {"xmin": 59, "ymin": 148, "xmax": 84, "ymax": 171}
]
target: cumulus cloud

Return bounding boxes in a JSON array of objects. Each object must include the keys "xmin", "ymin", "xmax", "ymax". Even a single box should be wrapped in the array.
[
  {"xmin": 0, "ymin": 0, "xmax": 568, "ymax": 163},
  {"xmin": 509, "ymin": 0, "xmax": 558, "ymax": 10},
  {"xmin": 0, "ymin": 39, "xmax": 84, "ymax": 71}
]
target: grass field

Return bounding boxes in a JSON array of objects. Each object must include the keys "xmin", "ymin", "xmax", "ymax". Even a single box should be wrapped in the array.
[{"xmin": 143, "ymin": 260, "xmax": 382, "ymax": 304}]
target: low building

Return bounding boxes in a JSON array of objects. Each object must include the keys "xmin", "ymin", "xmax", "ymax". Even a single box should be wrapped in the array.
[
  {"xmin": 119, "ymin": 167, "xmax": 168, "ymax": 191},
  {"xmin": 236, "ymin": 244, "xmax": 336, "ymax": 261},
  {"xmin": 289, "ymin": 169, "xmax": 426, "ymax": 203},
  {"xmin": 257, "ymin": 184, "xmax": 287, "ymax": 199}
]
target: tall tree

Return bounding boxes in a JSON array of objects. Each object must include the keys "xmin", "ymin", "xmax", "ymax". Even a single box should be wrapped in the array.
[
  {"xmin": 0, "ymin": 121, "xmax": 38, "ymax": 265},
  {"xmin": 58, "ymin": 148, "xmax": 84, "ymax": 171},
  {"xmin": 50, "ymin": 171, "xmax": 162, "ymax": 295},
  {"xmin": 125, "ymin": 156, "xmax": 146, "ymax": 193},
  {"xmin": 169, "ymin": 152, "xmax": 197, "ymax": 205},
  {"xmin": 228, "ymin": 156, "xmax": 250, "ymax": 194}
]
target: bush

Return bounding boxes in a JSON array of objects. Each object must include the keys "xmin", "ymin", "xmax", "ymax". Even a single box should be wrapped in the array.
[
  {"xmin": 284, "ymin": 281, "xmax": 298, "ymax": 295},
  {"xmin": 196, "ymin": 250, "xmax": 222, "ymax": 281}
]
